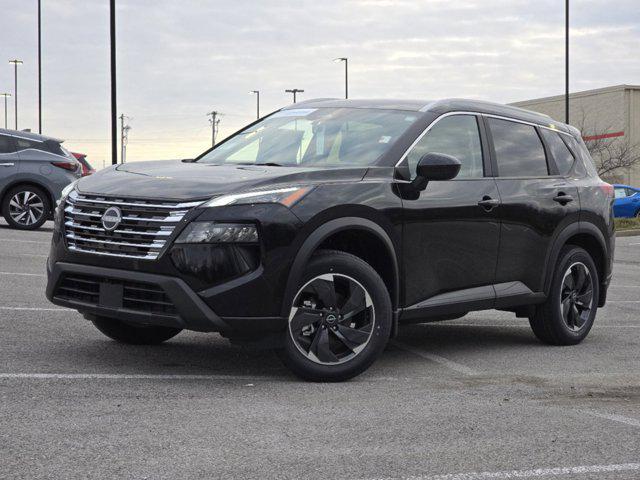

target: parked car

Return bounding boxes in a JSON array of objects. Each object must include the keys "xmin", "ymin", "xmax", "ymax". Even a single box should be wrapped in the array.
[
  {"xmin": 1, "ymin": 128, "xmax": 82, "ymax": 230},
  {"xmin": 613, "ymin": 184, "xmax": 640, "ymax": 218},
  {"xmin": 45, "ymin": 99, "xmax": 615, "ymax": 381},
  {"xmin": 71, "ymin": 152, "xmax": 96, "ymax": 177}
]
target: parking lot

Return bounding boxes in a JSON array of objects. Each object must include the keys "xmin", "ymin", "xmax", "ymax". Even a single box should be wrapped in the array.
[{"xmin": 0, "ymin": 220, "xmax": 638, "ymax": 480}]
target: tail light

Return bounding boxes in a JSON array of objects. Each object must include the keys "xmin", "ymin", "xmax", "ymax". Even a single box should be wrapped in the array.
[
  {"xmin": 599, "ymin": 182, "xmax": 614, "ymax": 198},
  {"xmin": 51, "ymin": 161, "xmax": 79, "ymax": 173}
]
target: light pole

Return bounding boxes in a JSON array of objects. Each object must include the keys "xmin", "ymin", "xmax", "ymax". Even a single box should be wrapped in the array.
[
  {"xmin": 37, "ymin": 0, "xmax": 42, "ymax": 133},
  {"xmin": 565, "ymin": 0, "xmax": 569, "ymax": 124},
  {"xmin": 110, "ymin": 0, "xmax": 117, "ymax": 165},
  {"xmin": 8, "ymin": 60, "xmax": 23, "ymax": 130},
  {"xmin": 285, "ymin": 89, "xmax": 304, "ymax": 103},
  {"xmin": 249, "ymin": 90, "xmax": 260, "ymax": 119},
  {"xmin": 207, "ymin": 111, "xmax": 220, "ymax": 146},
  {"xmin": 0, "ymin": 93, "xmax": 10, "ymax": 129},
  {"xmin": 334, "ymin": 57, "xmax": 348, "ymax": 99}
]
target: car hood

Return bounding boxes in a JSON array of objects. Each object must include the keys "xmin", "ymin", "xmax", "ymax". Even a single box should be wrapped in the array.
[{"xmin": 76, "ymin": 160, "xmax": 368, "ymax": 201}]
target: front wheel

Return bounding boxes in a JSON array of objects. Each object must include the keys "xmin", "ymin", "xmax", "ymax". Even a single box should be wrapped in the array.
[
  {"xmin": 2, "ymin": 185, "xmax": 50, "ymax": 230},
  {"xmin": 277, "ymin": 250, "xmax": 392, "ymax": 382},
  {"xmin": 91, "ymin": 316, "xmax": 182, "ymax": 345},
  {"xmin": 529, "ymin": 246, "xmax": 599, "ymax": 345}
]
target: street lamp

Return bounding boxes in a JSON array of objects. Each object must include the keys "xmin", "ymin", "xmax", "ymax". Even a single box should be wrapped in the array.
[
  {"xmin": 37, "ymin": 0, "xmax": 42, "ymax": 133},
  {"xmin": 249, "ymin": 90, "xmax": 260, "ymax": 119},
  {"xmin": 333, "ymin": 57, "xmax": 348, "ymax": 99},
  {"xmin": 0, "ymin": 93, "xmax": 11, "ymax": 128},
  {"xmin": 285, "ymin": 89, "xmax": 304, "ymax": 103},
  {"xmin": 565, "ymin": 0, "xmax": 569, "ymax": 124},
  {"xmin": 8, "ymin": 59, "xmax": 23, "ymax": 130}
]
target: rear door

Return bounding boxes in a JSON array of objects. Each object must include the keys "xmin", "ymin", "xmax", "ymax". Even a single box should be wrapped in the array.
[
  {"xmin": 486, "ymin": 117, "xmax": 580, "ymax": 300},
  {"xmin": 400, "ymin": 113, "xmax": 501, "ymax": 317},
  {"xmin": 0, "ymin": 134, "xmax": 20, "ymax": 191}
]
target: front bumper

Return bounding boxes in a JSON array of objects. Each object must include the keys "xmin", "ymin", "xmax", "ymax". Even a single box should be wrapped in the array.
[{"xmin": 47, "ymin": 261, "xmax": 286, "ymax": 336}]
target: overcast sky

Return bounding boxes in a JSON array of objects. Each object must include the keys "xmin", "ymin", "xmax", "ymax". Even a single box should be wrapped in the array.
[{"xmin": 1, "ymin": 0, "xmax": 639, "ymax": 166}]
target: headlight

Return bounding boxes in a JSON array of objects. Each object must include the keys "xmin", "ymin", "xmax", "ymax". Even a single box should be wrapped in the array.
[
  {"xmin": 202, "ymin": 186, "xmax": 312, "ymax": 208},
  {"xmin": 58, "ymin": 180, "xmax": 79, "ymax": 206},
  {"xmin": 175, "ymin": 222, "xmax": 259, "ymax": 244}
]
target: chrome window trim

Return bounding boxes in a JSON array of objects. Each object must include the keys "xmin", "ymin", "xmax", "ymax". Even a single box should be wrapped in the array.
[{"xmin": 395, "ymin": 110, "xmax": 574, "ymax": 168}]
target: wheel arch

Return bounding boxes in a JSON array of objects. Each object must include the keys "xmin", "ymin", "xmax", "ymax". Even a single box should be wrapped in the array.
[
  {"xmin": 1, "ymin": 179, "xmax": 56, "ymax": 213},
  {"xmin": 281, "ymin": 217, "xmax": 400, "ymax": 319},
  {"xmin": 543, "ymin": 222, "xmax": 609, "ymax": 306}
]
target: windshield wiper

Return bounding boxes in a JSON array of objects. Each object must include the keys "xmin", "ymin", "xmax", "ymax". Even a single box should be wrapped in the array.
[{"xmin": 254, "ymin": 162, "xmax": 284, "ymax": 167}]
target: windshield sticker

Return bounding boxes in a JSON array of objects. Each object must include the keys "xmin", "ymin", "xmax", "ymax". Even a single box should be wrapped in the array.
[
  {"xmin": 404, "ymin": 116, "xmax": 417, "ymax": 122},
  {"xmin": 378, "ymin": 136, "xmax": 392, "ymax": 144},
  {"xmin": 272, "ymin": 109, "xmax": 317, "ymax": 118}
]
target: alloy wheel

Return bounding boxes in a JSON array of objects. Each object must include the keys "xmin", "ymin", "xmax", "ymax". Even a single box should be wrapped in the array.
[
  {"xmin": 560, "ymin": 262, "xmax": 594, "ymax": 332},
  {"xmin": 288, "ymin": 273, "xmax": 375, "ymax": 365},
  {"xmin": 8, "ymin": 191, "xmax": 45, "ymax": 226}
]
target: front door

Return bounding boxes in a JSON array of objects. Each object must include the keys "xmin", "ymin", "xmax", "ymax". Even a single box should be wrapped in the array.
[
  {"xmin": 0, "ymin": 134, "xmax": 19, "ymax": 192},
  {"xmin": 399, "ymin": 113, "xmax": 500, "ymax": 318}
]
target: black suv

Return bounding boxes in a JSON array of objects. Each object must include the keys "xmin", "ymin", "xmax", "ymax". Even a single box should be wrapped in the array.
[{"xmin": 46, "ymin": 99, "xmax": 615, "ymax": 381}]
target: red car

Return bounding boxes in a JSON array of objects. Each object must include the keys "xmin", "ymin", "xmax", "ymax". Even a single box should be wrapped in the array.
[{"xmin": 71, "ymin": 152, "xmax": 95, "ymax": 176}]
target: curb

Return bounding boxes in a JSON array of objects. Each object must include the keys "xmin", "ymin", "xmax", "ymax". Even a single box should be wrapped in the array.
[{"xmin": 616, "ymin": 229, "xmax": 640, "ymax": 237}]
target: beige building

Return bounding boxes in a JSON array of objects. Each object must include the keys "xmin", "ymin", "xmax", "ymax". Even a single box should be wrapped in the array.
[{"xmin": 511, "ymin": 84, "xmax": 640, "ymax": 186}]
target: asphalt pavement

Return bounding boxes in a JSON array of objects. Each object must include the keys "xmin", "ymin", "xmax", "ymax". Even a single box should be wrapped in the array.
[{"xmin": 1, "ymin": 219, "xmax": 639, "ymax": 480}]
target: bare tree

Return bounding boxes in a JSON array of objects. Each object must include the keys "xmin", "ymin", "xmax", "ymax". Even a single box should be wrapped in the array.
[{"xmin": 574, "ymin": 108, "xmax": 640, "ymax": 179}]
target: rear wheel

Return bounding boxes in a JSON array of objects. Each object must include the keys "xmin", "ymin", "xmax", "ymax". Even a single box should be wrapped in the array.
[
  {"xmin": 2, "ymin": 185, "xmax": 50, "ymax": 230},
  {"xmin": 91, "ymin": 316, "xmax": 182, "ymax": 345},
  {"xmin": 529, "ymin": 246, "xmax": 599, "ymax": 345},
  {"xmin": 277, "ymin": 250, "xmax": 392, "ymax": 382}
]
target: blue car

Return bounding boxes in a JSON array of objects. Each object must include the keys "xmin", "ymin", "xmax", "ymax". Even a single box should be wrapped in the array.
[{"xmin": 613, "ymin": 184, "xmax": 640, "ymax": 218}]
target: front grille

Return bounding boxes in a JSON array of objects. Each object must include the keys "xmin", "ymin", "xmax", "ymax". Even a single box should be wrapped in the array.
[
  {"xmin": 55, "ymin": 274, "xmax": 177, "ymax": 317},
  {"xmin": 63, "ymin": 191, "xmax": 202, "ymax": 260}
]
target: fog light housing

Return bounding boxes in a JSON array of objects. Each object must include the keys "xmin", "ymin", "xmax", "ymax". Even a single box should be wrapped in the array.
[{"xmin": 175, "ymin": 222, "xmax": 258, "ymax": 244}]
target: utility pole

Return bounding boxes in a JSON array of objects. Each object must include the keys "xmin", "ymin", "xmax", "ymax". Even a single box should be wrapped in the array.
[
  {"xmin": 249, "ymin": 90, "xmax": 260, "ymax": 119},
  {"xmin": 565, "ymin": 0, "xmax": 569, "ymax": 124},
  {"xmin": 285, "ymin": 89, "xmax": 304, "ymax": 103},
  {"xmin": 334, "ymin": 57, "xmax": 348, "ymax": 99},
  {"xmin": 207, "ymin": 111, "xmax": 220, "ymax": 147},
  {"xmin": 8, "ymin": 60, "xmax": 23, "ymax": 130},
  {"xmin": 119, "ymin": 114, "xmax": 131, "ymax": 163},
  {"xmin": 110, "ymin": 0, "xmax": 117, "ymax": 165},
  {"xmin": 0, "ymin": 93, "xmax": 10, "ymax": 129},
  {"xmin": 37, "ymin": 0, "xmax": 42, "ymax": 133}
]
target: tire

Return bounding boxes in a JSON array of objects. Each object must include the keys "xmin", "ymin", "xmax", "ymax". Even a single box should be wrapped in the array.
[
  {"xmin": 529, "ymin": 246, "xmax": 599, "ymax": 345},
  {"xmin": 1, "ymin": 184, "xmax": 51, "ymax": 230},
  {"xmin": 277, "ymin": 249, "xmax": 392, "ymax": 382},
  {"xmin": 91, "ymin": 316, "xmax": 182, "ymax": 345}
]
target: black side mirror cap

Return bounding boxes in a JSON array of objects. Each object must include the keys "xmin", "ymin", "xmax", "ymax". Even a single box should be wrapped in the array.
[{"xmin": 416, "ymin": 152, "xmax": 461, "ymax": 181}]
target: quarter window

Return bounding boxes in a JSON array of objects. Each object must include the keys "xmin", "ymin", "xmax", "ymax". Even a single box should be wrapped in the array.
[
  {"xmin": 15, "ymin": 138, "xmax": 45, "ymax": 152},
  {"xmin": 540, "ymin": 129, "xmax": 574, "ymax": 175},
  {"xmin": 406, "ymin": 115, "xmax": 484, "ymax": 179},
  {"xmin": 488, "ymin": 118, "xmax": 548, "ymax": 177},
  {"xmin": 0, "ymin": 135, "xmax": 17, "ymax": 154}
]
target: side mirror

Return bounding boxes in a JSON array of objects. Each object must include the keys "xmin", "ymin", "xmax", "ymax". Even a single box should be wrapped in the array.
[{"xmin": 416, "ymin": 152, "xmax": 461, "ymax": 181}]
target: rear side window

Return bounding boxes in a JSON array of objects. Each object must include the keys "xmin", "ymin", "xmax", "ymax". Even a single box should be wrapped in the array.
[
  {"xmin": 614, "ymin": 188, "xmax": 627, "ymax": 199},
  {"xmin": 540, "ymin": 129, "xmax": 574, "ymax": 175},
  {"xmin": 406, "ymin": 115, "xmax": 484, "ymax": 179},
  {"xmin": 488, "ymin": 118, "xmax": 548, "ymax": 177},
  {"xmin": 0, "ymin": 135, "xmax": 17, "ymax": 154},
  {"xmin": 15, "ymin": 138, "xmax": 45, "ymax": 152}
]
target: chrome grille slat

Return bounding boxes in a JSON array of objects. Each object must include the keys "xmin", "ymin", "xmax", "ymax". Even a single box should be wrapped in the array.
[{"xmin": 63, "ymin": 192, "xmax": 197, "ymax": 260}]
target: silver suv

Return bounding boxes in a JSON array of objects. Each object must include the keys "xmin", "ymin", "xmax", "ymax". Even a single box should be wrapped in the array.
[{"xmin": 0, "ymin": 129, "xmax": 81, "ymax": 230}]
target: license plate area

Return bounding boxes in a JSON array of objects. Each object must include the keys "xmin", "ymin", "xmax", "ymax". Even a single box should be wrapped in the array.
[{"xmin": 99, "ymin": 281, "xmax": 123, "ymax": 308}]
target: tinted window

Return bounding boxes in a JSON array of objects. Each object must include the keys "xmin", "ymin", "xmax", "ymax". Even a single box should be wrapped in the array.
[
  {"xmin": 540, "ymin": 129, "xmax": 574, "ymax": 175},
  {"xmin": 15, "ymin": 138, "xmax": 45, "ymax": 152},
  {"xmin": 0, "ymin": 135, "xmax": 17, "ymax": 154},
  {"xmin": 488, "ymin": 118, "xmax": 548, "ymax": 177},
  {"xmin": 407, "ymin": 115, "xmax": 484, "ymax": 178}
]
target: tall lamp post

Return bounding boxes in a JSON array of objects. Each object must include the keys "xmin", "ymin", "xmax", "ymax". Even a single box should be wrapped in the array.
[
  {"xmin": 333, "ymin": 57, "xmax": 348, "ymax": 99},
  {"xmin": 0, "ymin": 93, "xmax": 11, "ymax": 128},
  {"xmin": 109, "ymin": 0, "xmax": 117, "ymax": 165},
  {"xmin": 37, "ymin": 0, "xmax": 42, "ymax": 133},
  {"xmin": 565, "ymin": 0, "xmax": 569, "ymax": 124},
  {"xmin": 8, "ymin": 60, "xmax": 23, "ymax": 130},
  {"xmin": 285, "ymin": 89, "xmax": 304, "ymax": 103},
  {"xmin": 249, "ymin": 90, "xmax": 260, "ymax": 119}
]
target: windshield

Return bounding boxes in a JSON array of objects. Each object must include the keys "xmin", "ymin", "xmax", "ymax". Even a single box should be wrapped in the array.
[{"xmin": 197, "ymin": 107, "xmax": 418, "ymax": 167}]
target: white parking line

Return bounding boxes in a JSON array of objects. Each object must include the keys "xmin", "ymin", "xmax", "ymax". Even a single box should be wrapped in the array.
[
  {"xmin": 0, "ymin": 307, "xmax": 72, "ymax": 312},
  {"xmin": 366, "ymin": 462, "xmax": 640, "ymax": 480},
  {"xmin": 585, "ymin": 410, "xmax": 640, "ymax": 428},
  {"xmin": 0, "ymin": 271, "xmax": 45, "ymax": 277},
  {"xmin": 390, "ymin": 340, "xmax": 477, "ymax": 376}
]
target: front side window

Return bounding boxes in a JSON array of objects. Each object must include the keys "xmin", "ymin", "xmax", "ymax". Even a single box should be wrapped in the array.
[
  {"xmin": 540, "ymin": 129, "xmax": 575, "ymax": 175},
  {"xmin": 198, "ymin": 108, "xmax": 417, "ymax": 168},
  {"xmin": 488, "ymin": 118, "xmax": 548, "ymax": 177},
  {"xmin": 0, "ymin": 135, "xmax": 17, "ymax": 154},
  {"xmin": 406, "ymin": 115, "xmax": 484, "ymax": 178},
  {"xmin": 614, "ymin": 188, "xmax": 627, "ymax": 199}
]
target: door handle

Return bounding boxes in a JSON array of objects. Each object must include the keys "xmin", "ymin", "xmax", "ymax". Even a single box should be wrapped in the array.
[
  {"xmin": 553, "ymin": 193, "xmax": 574, "ymax": 205},
  {"xmin": 0, "ymin": 162, "xmax": 15, "ymax": 167},
  {"xmin": 478, "ymin": 196, "xmax": 499, "ymax": 210}
]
